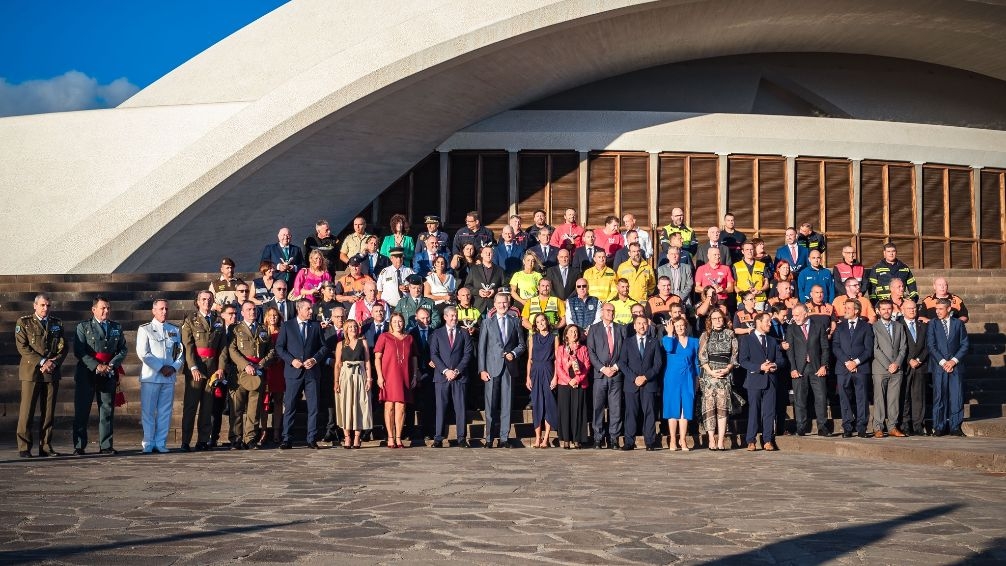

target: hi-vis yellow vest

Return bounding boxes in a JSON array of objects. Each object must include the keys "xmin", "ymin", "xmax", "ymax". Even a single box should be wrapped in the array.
[{"xmin": 733, "ymin": 259, "xmax": 767, "ymax": 304}]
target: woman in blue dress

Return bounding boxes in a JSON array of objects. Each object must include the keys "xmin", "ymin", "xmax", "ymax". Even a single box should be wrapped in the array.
[
  {"xmin": 525, "ymin": 313, "xmax": 558, "ymax": 448},
  {"xmin": 662, "ymin": 316, "xmax": 700, "ymax": 451}
]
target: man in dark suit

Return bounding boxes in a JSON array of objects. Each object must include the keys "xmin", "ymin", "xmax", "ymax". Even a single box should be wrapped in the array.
[
  {"xmin": 739, "ymin": 312, "xmax": 787, "ymax": 450},
  {"xmin": 478, "ymin": 293, "xmax": 527, "ymax": 448},
  {"xmin": 260, "ymin": 227, "xmax": 305, "ymax": 284},
  {"xmin": 544, "ymin": 248, "xmax": 581, "ymax": 301},
  {"xmin": 832, "ymin": 299, "xmax": 874, "ymax": 438},
  {"xmin": 465, "ymin": 246, "xmax": 505, "ymax": 313},
  {"xmin": 587, "ymin": 303, "xmax": 624, "ymax": 449},
  {"xmin": 262, "ymin": 280, "xmax": 294, "ymax": 323},
  {"xmin": 358, "ymin": 235, "xmax": 390, "ymax": 278},
  {"xmin": 408, "ymin": 307, "xmax": 437, "ymax": 441},
  {"xmin": 775, "ymin": 227, "xmax": 809, "ymax": 275},
  {"xmin": 572, "ymin": 229, "xmax": 601, "ymax": 272},
  {"xmin": 784, "ymin": 304, "xmax": 830, "ymax": 436},
  {"xmin": 359, "ymin": 302, "xmax": 389, "ymax": 437},
  {"xmin": 275, "ymin": 299, "xmax": 331, "ymax": 449},
  {"xmin": 527, "ymin": 227, "xmax": 559, "ymax": 270},
  {"xmin": 900, "ymin": 300, "xmax": 929, "ymax": 436},
  {"xmin": 926, "ymin": 297, "xmax": 969, "ymax": 436},
  {"xmin": 618, "ymin": 315, "xmax": 664, "ymax": 451},
  {"xmin": 494, "ymin": 225, "xmax": 525, "ymax": 277},
  {"xmin": 430, "ymin": 306, "xmax": 474, "ymax": 447}
]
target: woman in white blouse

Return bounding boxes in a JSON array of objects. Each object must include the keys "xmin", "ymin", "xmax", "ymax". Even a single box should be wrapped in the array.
[{"xmin": 424, "ymin": 255, "xmax": 456, "ymax": 304}]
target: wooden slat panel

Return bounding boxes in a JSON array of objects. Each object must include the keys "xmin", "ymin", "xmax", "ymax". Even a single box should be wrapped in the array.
[
  {"xmin": 948, "ymin": 169, "xmax": 974, "ymax": 239},
  {"xmin": 727, "ymin": 157, "xmax": 754, "ymax": 230},
  {"xmin": 922, "ymin": 167, "xmax": 946, "ymax": 237},
  {"xmin": 980, "ymin": 171, "xmax": 1003, "ymax": 240},
  {"xmin": 551, "ymin": 153, "xmax": 580, "ymax": 226},
  {"xmin": 889, "ymin": 237, "xmax": 916, "ymax": 267},
  {"xmin": 887, "ymin": 164, "xmax": 914, "ymax": 236},
  {"xmin": 481, "ymin": 154, "xmax": 510, "ymax": 228},
  {"xmin": 690, "ymin": 157, "xmax": 719, "ymax": 229},
  {"xmin": 449, "ymin": 153, "xmax": 478, "ymax": 225},
  {"xmin": 517, "ymin": 153, "xmax": 548, "ymax": 215},
  {"xmin": 824, "ymin": 161, "xmax": 852, "ymax": 233},
  {"xmin": 859, "ymin": 163, "xmax": 885, "ymax": 234},
  {"xmin": 859, "ymin": 237, "xmax": 887, "ymax": 266},
  {"xmin": 586, "ymin": 155, "xmax": 616, "ymax": 227},
  {"xmin": 410, "ymin": 154, "xmax": 440, "ymax": 221},
  {"xmin": 922, "ymin": 240, "xmax": 946, "ymax": 269},
  {"xmin": 950, "ymin": 241, "xmax": 974, "ymax": 269},
  {"xmin": 757, "ymin": 158, "xmax": 787, "ymax": 230},
  {"xmin": 795, "ymin": 160, "xmax": 821, "ymax": 228},
  {"xmin": 658, "ymin": 156, "xmax": 686, "ymax": 222},
  {"xmin": 981, "ymin": 243, "xmax": 1002, "ymax": 269},
  {"xmin": 619, "ymin": 155, "xmax": 649, "ymax": 225}
]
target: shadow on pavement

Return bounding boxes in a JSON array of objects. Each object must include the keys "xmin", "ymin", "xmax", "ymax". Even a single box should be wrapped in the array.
[
  {"xmin": 950, "ymin": 536, "xmax": 1006, "ymax": 565},
  {"xmin": 0, "ymin": 519, "xmax": 306, "ymax": 565},
  {"xmin": 699, "ymin": 503, "xmax": 962, "ymax": 565}
]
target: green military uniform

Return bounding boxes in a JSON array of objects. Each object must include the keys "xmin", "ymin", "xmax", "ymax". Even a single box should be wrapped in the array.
[
  {"xmin": 180, "ymin": 310, "xmax": 228, "ymax": 448},
  {"xmin": 73, "ymin": 318, "xmax": 127, "ymax": 451},
  {"xmin": 228, "ymin": 321, "xmax": 275, "ymax": 446},
  {"xmin": 14, "ymin": 315, "xmax": 67, "ymax": 454},
  {"xmin": 395, "ymin": 294, "xmax": 441, "ymax": 330}
]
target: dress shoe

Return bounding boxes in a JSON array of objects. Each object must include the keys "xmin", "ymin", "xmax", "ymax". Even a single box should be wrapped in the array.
[
  {"xmin": 248, "ymin": 443, "xmax": 261, "ymax": 450},
  {"xmin": 230, "ymin": 442, "xmax": 245, "ymax": 450},
  {"xmin": 482, "ymin": 440, "xmax": 493, "ymax": 449},
  {"xmin": 621, "ymin": 444, "xmax": 635, "ymax": 451},
  {"xmin": 279, "ymin": 442, "xmax": 292, "ymax": 450},
  {"xmin": 609, "ymin": 442, "xmax": 620, "ymax": 450},
  {"xmin": 796, "ymin": 431, "xmax": 806, "ymax": 437},
  {"xmin": 746, "ymin": 442, "xmax": 757, "ymax": 451},
  {"xmin": 951, "ymin": 428, "xmax": 966, "ymax": 437},
  {"xmin": 645, "ymin": 446, "xmax": 655, "ymax": 451},
  {"xmin": 874, "ymin": 430, "xmax": 885, "ymax": 439},
  {"xmin": 322, "ymin": 433, "xmax": 337, "ymax": 443},
  {"xmin": 194, "ymin": 442, "xmax": 209, "ymax": 451},
  {"xmin": 858, "ymin": 432, "xmax": 870, "ymax": 439},
  {"xmin": 763, "ymin": 442, "xmax": 777, "ymax": 451},
  {"xmin": 818, "ymin": 429, "xmax": 830, "ymax": 437},
  {"xmin": 890, "ymin": 428, "xmax": 907, "ymax": 438},
  {"xmin": 180, "ymin": 444, "xmax": 192, "ymax": 452},
  {"xmin": 208, "ymin": 440, "xmax": 218, "ymax": 448},
  {"xmin": 501, "ymin": 440, "xmax": 512, "ymax": 449},
  {"xmin": 593, "ymin": 441, "xmax": 603, "ymax": 449},
  {"xmin": 842, "ymin": 431, "xmax": 853, "ymax": 438},
  {"xmin": 933, "ymin": 429, "xmax": 946, "ymax": 437},
  {"xmin": 308, "ymin": 442, "xmax": 321, "ymax": 449},
  {"xmin": 72, "ymin": 448, "xmax": 86, "ymax": 456},
  {"xmin": 457, "ymin": 439, "xmax": 470, "ymax": 448},
  {"xmin": 39, "ymin": 449, "xmax": 60, "ymax": 457},
  {"xmin": 99, "ymin": 448, "xmax": 119, "ymax": 455},
  {"xmin": 18, "ymin": 451, "xmax": 32, "ymax": 458},
  {"xmin": 431, "ymin": 440, "xmax": 444, "ymax": 448}
]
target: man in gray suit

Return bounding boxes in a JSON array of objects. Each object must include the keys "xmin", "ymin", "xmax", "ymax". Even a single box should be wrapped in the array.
[
  {"xmin": 872, "ymin": 299, "xmax": 907, "ymax": 437},
  {"xmin": 586, "ymin": 302, "xmax": 624, "ymax": 449},
  {"xmin": 478, "ymin": 292, "xmax": 527, "ymax": 448}
]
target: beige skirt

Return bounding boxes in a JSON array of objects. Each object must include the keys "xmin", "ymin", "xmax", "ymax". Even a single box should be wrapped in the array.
[{"xmin": 337, "ymin": 361, "xmax": 373, "ymax": 430}]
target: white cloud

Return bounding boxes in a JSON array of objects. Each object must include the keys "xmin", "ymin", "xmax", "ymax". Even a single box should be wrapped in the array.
[{"xmin": 0, "ymin": 71, "xmax": 140, "ymax": 118}]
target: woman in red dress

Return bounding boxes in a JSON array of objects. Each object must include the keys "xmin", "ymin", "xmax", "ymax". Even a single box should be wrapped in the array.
[
  {"xmin": 260, "ymin": 306, "xmax": 286, "ymax": 444},
  {"xmin": 373, "ymin": 312, "xmax": 417, "ymax": 449}
]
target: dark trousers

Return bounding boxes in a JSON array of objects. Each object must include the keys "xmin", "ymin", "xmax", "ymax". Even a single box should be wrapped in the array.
[
  {"xmin": 932, "ymin": 370, "xmax": 964, "ymax": 433},
  {"xmin": 623, "ymin": 386, "xmax": 657, "ymax": 448},
  {"xmin": 483, "ymin": 369, "xmax": 514, "ymax": 442},
  {"xmin": 181, "ymin": 374, "xmax": 213, "ymax": 445},
  {"xmin": 558, "ymin": 386, "xmax": 588, "ymax": 443},
  {"xmin": 592, "ymin": 376, "xmax": 623, "ymax": 443},
  {"xmin": 406, "ymin": 376, "xmax": 436, "ymax": 439},
  {"xmin": 745, "ymin": 383, "xmax": 777, "ymax": 444},
  {"xmin": 901, "ymin": 367, "xmax": 927, "ymax": 432},
  {"xmin": 792, "ymin": 370, "xmax": 829, "ymax": 434},
  {"xmin": 317, "ymin": 370, "xmax": 338, "ymax": 439},
  {"xmin": 434, "ymin": 379, "xmax": 466, "ymax": 442},
  {"xmin": 837, "ymin": 372, "xmax": 869, "ymax": 433},
  {"xmin": 210, "ymin": 393, "xmax": 226, "ymax": 444},
  {"xmin": 73, "ymin": 374, "xmax": 116, "ymax": 450},
  {"xmin": 283, "ymin": 374, "xmax": 320, "ymax": 443},
  {"xmin": 16, "ymin": 380, "xmax": 58, "ymax": 452}
]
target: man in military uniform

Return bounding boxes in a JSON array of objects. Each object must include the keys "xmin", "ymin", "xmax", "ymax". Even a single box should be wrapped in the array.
[
  {"xmin": 135, "ymin": 299, "xmax": 184, "ymax": 453},
  {"xmin": 72, "ymin": 296, "xmax": 128, "ymax": 455},
  {"xmin": 228, "ymin": 301, "xmax": 274, "ymax": 449},
  {"xmin": 210, "ymin": 304, "xmax": 239, "ymax": 447},
  {"xmin": 15, "ymin": 294, "xmax": 68, "ymax": 457},
  {"xmin": 395, "ymin": 274, "xmax": 441, "ymax": 330},
  {"xmin": 209, "ymin": 257, "xmax": 245, "ymax": 310},
  {"xmin": 416, "ymin": 215, "xmax": 449, "ymax": 254},
  {"xmin": 180, "ymin": 290, "xmax": 228, "ymax": 451}
]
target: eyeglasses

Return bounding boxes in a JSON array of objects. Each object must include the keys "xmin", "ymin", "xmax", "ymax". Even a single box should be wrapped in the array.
[{"xmin": 576, "ymin": 284, "xmax": 588, "ymax": 288}]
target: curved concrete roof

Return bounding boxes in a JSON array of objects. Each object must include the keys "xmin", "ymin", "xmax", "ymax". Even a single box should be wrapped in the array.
[{"xmin": 3, "ymin": 0, "xmax": 1006, "ymax": 273}]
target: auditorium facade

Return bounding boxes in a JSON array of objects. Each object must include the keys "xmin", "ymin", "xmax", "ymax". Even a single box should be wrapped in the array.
[{"xmin": 2, "ymin": 0, "xmax": 1006, "ymax": 273}]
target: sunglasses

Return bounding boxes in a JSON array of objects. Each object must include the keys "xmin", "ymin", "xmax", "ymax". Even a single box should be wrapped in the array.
[{"xmin": 576, "ymin": 284, "xmax": 588, "ymax": 288}]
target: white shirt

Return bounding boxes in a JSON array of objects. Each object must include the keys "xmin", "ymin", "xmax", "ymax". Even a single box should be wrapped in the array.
[
  {"xmin": 376, "ymin": 265, "xmax": 414, "ymax": 307},
  {"xmin": 623, "ymin": 228, "xmax": 652, "ymax": 258}
]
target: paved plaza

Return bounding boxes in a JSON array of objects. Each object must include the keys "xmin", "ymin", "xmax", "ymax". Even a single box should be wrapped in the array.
[{"xmin": 0, "ymin": 442, "xmax": 1004, "ymax": 565}]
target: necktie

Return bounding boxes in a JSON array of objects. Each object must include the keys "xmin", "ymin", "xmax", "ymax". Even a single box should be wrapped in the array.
[
  {"xmin": 100, "ymin": 321, "xmax": 108, "ymax": 335},
  {"xmin": 543, "ymin": 246, "xmax": 549, "ymax": 258},
  {"xmin": 587, "ymin": 247, "xmax": 593, "ymax": 258},
  {"xmin": 449, "ymin": 328, "xmax": 455, "ymax": 347},
  {"xmin": 396, "ymin": 269, "xmax": 402, "ymax": 288},
  {"xmin": 759, "ymin": 334, "xmax": 766, "ymax": 350},
  {"xmin": 300, "ymin": 321, "xmax": 307, "ymax": 342},
  {"xmin": 850, "ymin": 321, "xmax": 856, "ymax": 333},
  {"xmin": 420, "ymin": 328, "xmax": 427, "ymax": 345},
  {"xmin": 205, "ymin": 315, "xmax": 212, "ymax": 327},
  {"xmin": 561, "ymin": 267, "xmax": 567, "ymax": 284},
  {"xmin": 250, "ymin": 323, "xmax": 256, "ymax": 334},
  {"xmin": 790, "ymin": 245, "xmax": 797, "ymax": 260},
  {"xmin": 506, "ymin": 244, "xmax": 512, "ymax": 255},
  {"xmin": 944, "ymin": 319, "xmax": 950, "ymax": 339},
  {"xmin": 801, "ymin": 323, "xmax": 809, "ymax": 340},
  {"xmin": 606, "ymin": 325, "xmax": 614, "ymax": 358},
  {"xmin": 908, "ymin": 321, "xmax": 916, "ymax": 340},
  {"xmin": 499, "ymin": 315, "xmax": 506, "ymax": 339},
  {"xmin": 283, "ymin": 246, "xmax": 289, "ymax": 259},
  {"xmin": 638, "ymin": 337, "xmax": 645, "ymax": 356}
]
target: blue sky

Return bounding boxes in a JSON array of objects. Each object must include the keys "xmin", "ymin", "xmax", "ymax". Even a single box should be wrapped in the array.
[{"xmin": 0, "ymin": 0, "xmax": 288, "ymax": 116}]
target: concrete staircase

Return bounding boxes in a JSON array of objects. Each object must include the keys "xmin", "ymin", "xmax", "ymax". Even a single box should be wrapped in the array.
[{"xmin": 0, "ymin": 270, "xmax": 1004, "ymax": 450}]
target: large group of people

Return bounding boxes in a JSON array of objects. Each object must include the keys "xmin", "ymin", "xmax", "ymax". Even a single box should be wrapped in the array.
[{"xmin": 13, "ymin": 209, "xmax": 972, "ymax": 457}]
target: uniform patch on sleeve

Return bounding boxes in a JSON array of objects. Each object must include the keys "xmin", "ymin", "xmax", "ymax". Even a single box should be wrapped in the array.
[{"xmin": 15, "ymin": 325, "xmax": 21, "ymax": 334}]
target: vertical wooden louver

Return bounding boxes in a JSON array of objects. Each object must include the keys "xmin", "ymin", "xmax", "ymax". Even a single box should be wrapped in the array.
[
  {"xmin": 481, "ymin": 153, "xmax": 510, "ymax": 228},
  {"xmin": 619, "ymin": 155, "xmax": 650, "ymax": 226},
  {"xmin": 586, "ymin": 155, "xmax": 616, "ymax": 226},
  {"xmin": 922, "ymin": 167, "xmax": 946, "ymax": 238},
  {"xmin": 658, "ymin": 156, "xmax": 686, "ymax": 226},
  {"xmin": 887, "ymin": 164, "xmax": 916, "ymax": 265},
  {"xmin": 690, "ymin": 157, "xmax": 719, "ymax": 229},
  {"xmin": 859, "ymin": 163, "xmax": 885, "ymax": 235},
  {"xmin": 824, "ymin": 161, "xmax": 852, "ymax": 233},
  {"xmin": 795, "ymin": 160, "xmax": 822, "ymax": 227},
  {"xmin": 757, "ymin": 158, "xmax": 787, "ymax": 231},
  {"xmin": 980, "ymin": 170, "xmax": 1004, "ymax": 268},
  {"xmin": 550, "ymin": 153, "xmax": 580, "ymax": 226},
  {"xmin": 727, "ymin": 157, "xmax": 755, "ymax": 231},
  {"xmin": 518, "ymin": 153, "xmax": 548, "ymax": 216}
]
